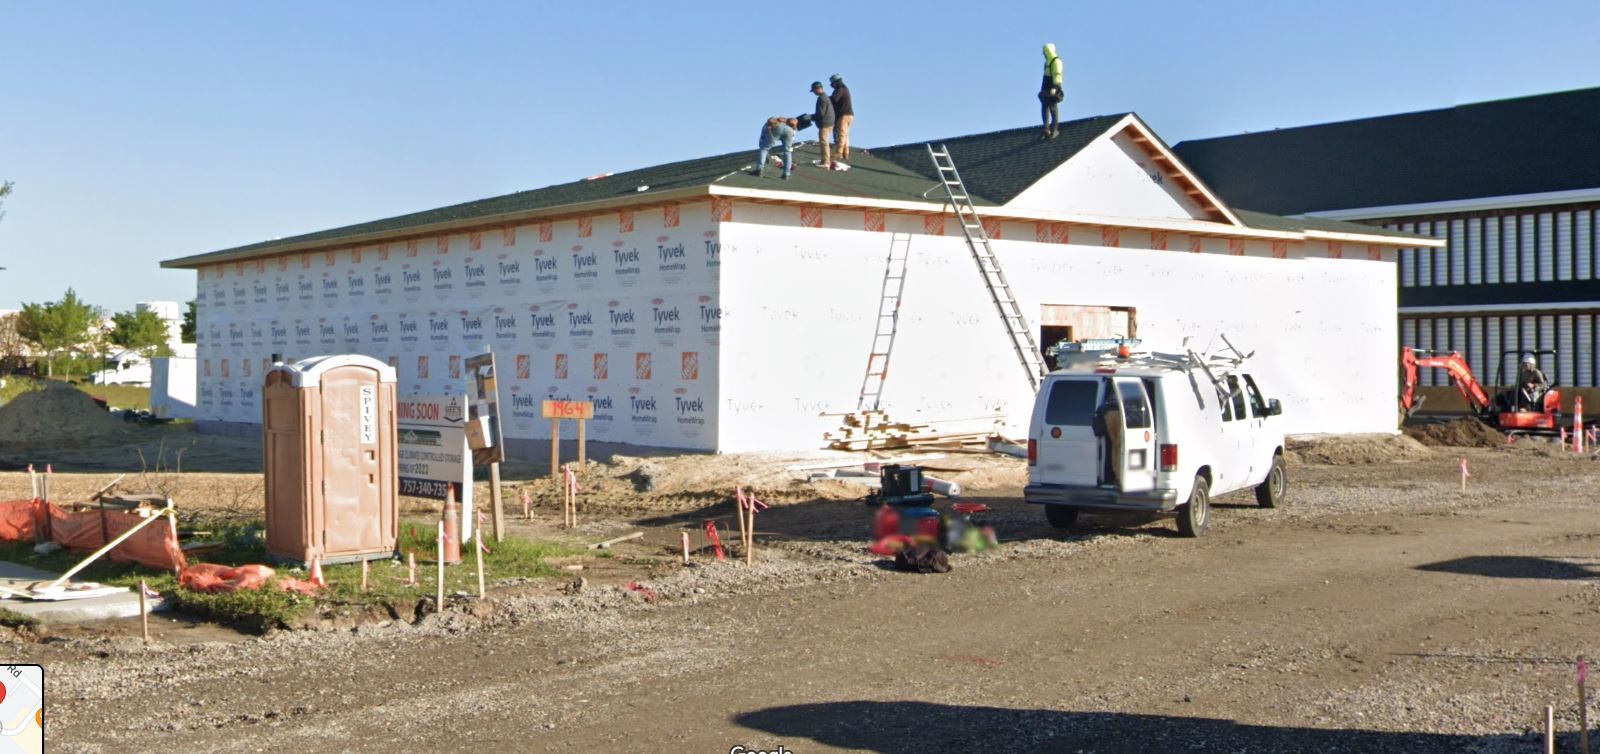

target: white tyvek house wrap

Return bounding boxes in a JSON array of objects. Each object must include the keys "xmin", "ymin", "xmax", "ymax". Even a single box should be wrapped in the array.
[
  {"xmin": 194, "ymin": 209, "xmax": 722, "ymax": 451},
  {"xmin": 715, "ymin": 218, "xmax": 1396, "ymax": 452}
]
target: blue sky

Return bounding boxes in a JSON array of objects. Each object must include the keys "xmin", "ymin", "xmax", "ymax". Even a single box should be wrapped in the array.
[{"xmin": 2, "ymin": 0, "xmax": 1597, "ymax": 313}]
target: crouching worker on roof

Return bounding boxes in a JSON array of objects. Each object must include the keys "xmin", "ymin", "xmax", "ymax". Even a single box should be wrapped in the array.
[{"xmin": 755, "ymin": 117, "xmax": 796, "ymax": 179}]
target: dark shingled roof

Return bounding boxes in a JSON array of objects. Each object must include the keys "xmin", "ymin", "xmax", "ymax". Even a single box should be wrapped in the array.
[
  {"xmin": 165, "ymin": 112, "xmax": 1422, "ymax": 267},
  {"xmin": 163, "ymin": 115, "xmax": 1130, "ymax": 268},
  {"xmin": 1172, "ymin": 87, "xmax": 1600, "ymax": 216}
]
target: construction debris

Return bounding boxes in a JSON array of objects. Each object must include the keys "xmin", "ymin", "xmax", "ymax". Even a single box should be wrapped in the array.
[
  {"xmin": 588, "ymin": 532, "xmax": 644, "ymax": 550},
  {"xmin": 824, "ymin": 411, "xmax": 1004, "ymax": 451}
]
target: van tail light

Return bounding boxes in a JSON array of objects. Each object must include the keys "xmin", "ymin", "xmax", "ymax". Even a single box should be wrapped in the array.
[
  {"xmin": 1159, "ymin": 444, "xmax": 1178, "ymax": 472},
  {"xmin": 1027, "ymin": 439, "xmax": 1037, "ymax": 466}
]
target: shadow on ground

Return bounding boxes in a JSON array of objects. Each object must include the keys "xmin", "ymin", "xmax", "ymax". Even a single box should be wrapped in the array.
[
  {"xmin": 731, "ymin": 700, "xmax": 1528, "ymax": 754},
  {"xmin": 1416, "ymin": 555, "xmax": 1600, "ymax": 580}
]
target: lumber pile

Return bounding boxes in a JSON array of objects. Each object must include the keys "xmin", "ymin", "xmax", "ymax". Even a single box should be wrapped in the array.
[{"xmin": 824, "ymin": 411, "xmax": 1003, "ymax": 451}]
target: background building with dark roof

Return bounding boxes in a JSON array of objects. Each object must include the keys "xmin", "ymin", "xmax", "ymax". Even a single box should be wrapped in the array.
[
  {"xmin": 1176, "ymin": 87, "xmax": 1600, "ymax": 401},
  {"xmin": 165, "ymin": 113, "xmax": 1432, "ymax": 453}
]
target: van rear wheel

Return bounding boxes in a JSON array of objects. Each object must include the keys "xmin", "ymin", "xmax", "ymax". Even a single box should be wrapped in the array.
[
  {"xmin": 1176, "ymin": 475, "xmax": 1211, "ymax": 537},
  {"xmin": 1044, "ymin": 505, "xmax": 1079, "ymax": 530},
  {"xmin": 1255, "ymin": 454, "xmax": 1287, "ymax": 508}
]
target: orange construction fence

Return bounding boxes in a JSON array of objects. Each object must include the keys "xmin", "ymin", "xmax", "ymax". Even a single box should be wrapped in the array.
[{"xmin": 0, "ymin": 499, "xmax": 186, "ymax": 572}]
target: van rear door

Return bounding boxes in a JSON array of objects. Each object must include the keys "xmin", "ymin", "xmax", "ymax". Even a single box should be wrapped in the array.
[
  {"xmin": 1033, "ymin": 377, "xmax": 1102, "ymax": 487},
  {"xmin": 1113, "ymin": 377, "xmax": 1158, "ymax": 493}
]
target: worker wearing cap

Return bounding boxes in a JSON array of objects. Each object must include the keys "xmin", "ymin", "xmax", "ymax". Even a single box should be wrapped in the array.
[
  {"xmin": 829, "ymin": 74, "xmax": 853, "ymax": 162},
  {"xmin": 809, "ymin": 81, "xmax": 836, "ymax": 169},
  {"xmin": 1519, "ymin": 354, "xmax": 1549, "ymax": 406},
  {"xmin": 1039, "ymin": 42, "xmax": 1064, "ymax": 139},
  {"xmin": 755, "ymin": 117, "xmax": 796, "ymax": 180}
]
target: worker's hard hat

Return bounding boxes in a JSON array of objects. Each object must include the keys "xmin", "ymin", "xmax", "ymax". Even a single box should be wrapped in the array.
[{"xmin": 1523, "ymin": 354, "xmax": 1537, "ymax": 365}]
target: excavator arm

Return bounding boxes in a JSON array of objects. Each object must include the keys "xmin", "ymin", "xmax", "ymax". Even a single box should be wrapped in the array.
[{"xmin": 1400, "ymin": 347, "xmax": 1494, "ymax": 417}]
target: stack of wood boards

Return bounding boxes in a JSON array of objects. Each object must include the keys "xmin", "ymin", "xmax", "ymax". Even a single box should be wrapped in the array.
[{"xmin": 824, "ymin": 411, "xmax": 1003, "ymax": 451}]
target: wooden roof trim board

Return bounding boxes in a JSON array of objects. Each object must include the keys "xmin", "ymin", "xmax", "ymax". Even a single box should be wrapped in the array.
[
  {"xmin": 1115, "ymin": 115, "xmax": 1242, "ymax": 227},
  {"xmin": 709, "ymin": 185, "xmax": 1438, "ymax": 247},
  {"xmin": 171, "ymin": 187, "xmax": 1433, "ymax": 273},
  {"xmin": 161, "ymin": 186, "xmax": 716, "ymax": 269}
]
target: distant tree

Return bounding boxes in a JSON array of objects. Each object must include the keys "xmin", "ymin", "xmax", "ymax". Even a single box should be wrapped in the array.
[
  {"xmin": 110, "ymin": 308, "xmax": 170, "ymax": 355},
  {"xmin": 0, "ymin": 312, "xmax": 26, "ymax": 365},
  {"xmin": 0, "ymin": 180, "xmax": 11, "ymax": 225},
  {"xmin": 181, "ymin": 299, "xmax": 196, "ymax": 343},
  {"xmin": 18, "ymin": 289, "xmax": 100, "ymax": 377}
]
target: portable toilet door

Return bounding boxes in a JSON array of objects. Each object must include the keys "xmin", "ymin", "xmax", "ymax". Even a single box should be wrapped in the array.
[{"xmin": 264, "ymin": 354, "xmax": 399, "ymax": 565}]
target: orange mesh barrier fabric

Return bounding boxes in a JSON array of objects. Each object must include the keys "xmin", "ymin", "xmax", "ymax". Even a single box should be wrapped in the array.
[
  {"xmin": 0, "ymin": 500, "xmax": 43, "ymax": 541},
  {"xmin": 46, "ymin": 505, "xmax": 186, "ymax": 571},
  {"xmin": 179, "ymin": 563, "xmax": 321, "ymax": 595}
]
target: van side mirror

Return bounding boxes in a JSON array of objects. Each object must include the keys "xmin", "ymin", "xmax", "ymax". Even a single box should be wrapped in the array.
[{"xmin": 1267, "ymin": 398, "xmax": 1282, "ymax": 417}]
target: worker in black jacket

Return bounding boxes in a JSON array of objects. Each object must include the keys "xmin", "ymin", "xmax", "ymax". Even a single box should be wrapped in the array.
[
  {"xmin": 829, "ymin": 74, "xmax": 853, "ymax": 162},
  {"xmin": 809, "ymin": 81, "xmax": 836, "ymax": 169}
]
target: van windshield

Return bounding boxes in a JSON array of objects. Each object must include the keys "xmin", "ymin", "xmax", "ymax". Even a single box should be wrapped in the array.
[{"xmin": 1044, "ymin": 379, "xmax": 1100, "ymax": 426}]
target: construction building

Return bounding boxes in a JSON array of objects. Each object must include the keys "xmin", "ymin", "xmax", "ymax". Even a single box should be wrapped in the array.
[
  {"xmin": 163, "ymin": 112, "xmax": 1432, "ymax": 454},
  {"xmin": 1175, "ymin": 87, "xmax": 1600, "ymax": 405}
]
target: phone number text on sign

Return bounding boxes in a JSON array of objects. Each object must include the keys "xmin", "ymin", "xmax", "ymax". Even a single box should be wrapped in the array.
[{"xmin": 400, "ymin": 478, "xmax": 453, "ymax": 499}]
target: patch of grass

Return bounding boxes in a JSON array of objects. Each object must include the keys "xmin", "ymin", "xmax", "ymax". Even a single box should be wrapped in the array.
[
  {"xmin": 318, "ymin": 520, "xmax": 590, "ymax": 608},
  {"xmin": 165, "ymin": 585, "xmax": 309, "ymax": 631},
  {"xmin": 0, "ymin": 516, "xmax": 591, "ymax": 632},
  {"xmin": 0, "ymin": 521, "xmax": 308, "ymax": 632},
  {"xmin": 73, "ymin": 381, "xmax": 150, "ymax": 411},
  {"xmin": 0, "ymin": 375, "xmax": 44, "ymax": 405},
  {"xmin": 0, "ymin": 607, "xmax": 36, "ymax": 628}
]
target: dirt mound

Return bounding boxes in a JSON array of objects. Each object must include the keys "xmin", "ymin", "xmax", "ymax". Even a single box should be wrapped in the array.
[
  {"xmin": 1403, "ymin": 418, "xmax": 1506, "ymax": 448},
  {"xmin": 1286, "ymin": 433, "xmax": 1434, "ymax": 465},
  {"xmin": 0, "ymin": 383, "xmax": 128, "ymax": 445}
]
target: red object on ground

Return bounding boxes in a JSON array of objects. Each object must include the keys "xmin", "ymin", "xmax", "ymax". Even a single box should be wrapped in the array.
[
  {"xmin": 868, "ymin": 534, "xmax": 913, "ymax": 556},
  {"xmin": 951, "ymin": 503, "xmax": 990, "ymax": 514},
  {"xmin": 624, "ymin": 581, "xmax": 658, "ymax": 603},
  {"xmin": 872, "ymin": 505, "xmax": 901, "ymax": 540},
  {"xmin": 703, "ymin": 520, "xmax": 725, "ymax": 561}
]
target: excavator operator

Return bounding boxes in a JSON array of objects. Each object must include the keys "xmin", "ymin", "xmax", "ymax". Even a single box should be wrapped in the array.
[{"xmin": 1518, "ymin": 354, "xmax": 1549, "ymax": 406}]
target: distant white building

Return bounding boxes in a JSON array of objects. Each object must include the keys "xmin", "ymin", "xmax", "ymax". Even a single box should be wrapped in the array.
[{"xmin": 137, "ymin": 300, "xmax": 186, "ymax": 348}]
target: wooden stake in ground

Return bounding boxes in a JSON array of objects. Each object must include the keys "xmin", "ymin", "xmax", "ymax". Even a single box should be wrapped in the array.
[
  {"xmin": 521, "ymin": 488, "xmax": 531, "ymax": 520},
  {"xmin": 1548, "ymin": 704, "xmax": 1557, "ymax": 754},
  {"xmin": 681, "ymin": 531, "xmax": 690, "ymax": 565},
  {"xmin": 1459, "ymin": 457, "xmax": 1470, "ymax": 494},
  {"xmin": 734, "ymin": 487, "xmax": 748, "ymax": 557},
  {"xmin": 361, "ymin": 559, "xmax": 369, "ymax": 593},
  {"xmin": 563, "ymin": 464, "xmax": 580, "ymax": 529},
  {"xmin": 407, "ymin": 552, "xmax": 416, "ymax": 586},
  {"xmin": 1580, "ymin": 656, "xmax": 1590, "ymax": 754},
  {"xmin": 436, "ymin": 521, "xmax": 446, "ymax": 613},
  {"xmin": 745, "ymin": 497, "xmax": 756, "ymax": 566},
  {"xmin": 474, "ymin": 524, "xmax": 486, "ymax": 599},
  {"xmin": 138, "ymin": 579, "xmax": 150, "ymax": 644},
  {"xmin": 489, "ymin": 461, "xmax": 505, "ymax": 543}
]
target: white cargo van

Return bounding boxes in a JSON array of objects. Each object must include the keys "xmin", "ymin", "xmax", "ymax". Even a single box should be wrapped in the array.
[{"xmin": 1023, "ymin": 350, "xmax": 1287, "ymax": 537}]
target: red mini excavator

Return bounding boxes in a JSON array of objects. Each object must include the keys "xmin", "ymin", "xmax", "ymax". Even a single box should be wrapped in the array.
[{"xmin": 1400, "ymin": 347, "xmax": 1563, "ymax": 432}]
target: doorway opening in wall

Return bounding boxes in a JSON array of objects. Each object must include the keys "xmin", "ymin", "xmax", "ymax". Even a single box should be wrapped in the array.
[{"xmin": 1040, "ymin": 305, "xmax": 1138, "ymax": 369}]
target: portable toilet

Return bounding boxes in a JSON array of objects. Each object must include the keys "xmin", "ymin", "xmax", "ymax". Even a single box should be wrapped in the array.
[{"xmin": 262, "ymin": 355, "xmax": 399, "ymax": 565}]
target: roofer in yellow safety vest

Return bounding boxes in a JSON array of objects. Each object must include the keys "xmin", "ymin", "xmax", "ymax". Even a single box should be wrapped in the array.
[{"xmin": 1039, "ymin": 42, "xmax": 1064, "ymax": 140}]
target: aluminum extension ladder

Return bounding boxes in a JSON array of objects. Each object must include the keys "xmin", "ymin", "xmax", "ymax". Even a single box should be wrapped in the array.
[
  {"xmin": 926, "ymin": 143, "xmax": 1047, "ymax": 392},
  {"xmin": 856, "ymin": 232, "xmax": 914, "ymax": 411}
]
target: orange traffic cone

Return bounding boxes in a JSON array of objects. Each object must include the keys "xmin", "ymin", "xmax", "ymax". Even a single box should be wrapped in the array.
[{"xmin": 309, "ymin": 556, "xmax": 326, "ymax": 587}]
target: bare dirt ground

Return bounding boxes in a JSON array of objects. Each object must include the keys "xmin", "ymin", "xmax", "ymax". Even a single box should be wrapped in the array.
[{"xmin": 9, "ymin": 425, "xmax": 1600, "ymax": 753}]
